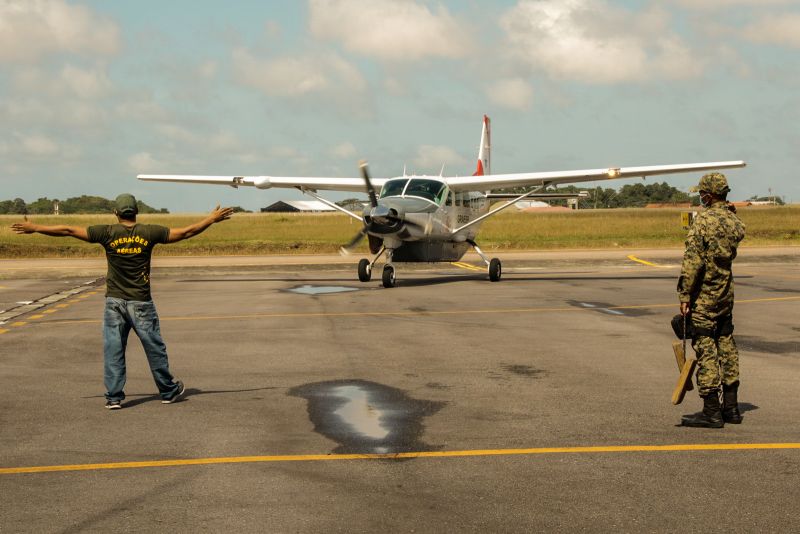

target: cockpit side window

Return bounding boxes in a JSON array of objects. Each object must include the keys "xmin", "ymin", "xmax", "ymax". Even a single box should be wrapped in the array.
[{"xmin": 380, "ymin": 179, "xmax": 408, "ymax": 198}]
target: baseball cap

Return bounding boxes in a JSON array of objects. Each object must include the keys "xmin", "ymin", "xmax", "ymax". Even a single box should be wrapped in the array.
[
  {"xmin": 689, "ymin": 172, "xmax": 730, "ymax": 195},
  {"xmin": 115, "ymin": 193, "xmax": 139, "ymax": 216}
]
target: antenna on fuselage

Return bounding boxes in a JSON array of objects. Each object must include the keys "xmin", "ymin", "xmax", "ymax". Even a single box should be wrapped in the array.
[{"xmin": 439, "ymin": 164, "xmax": 445, "ymax": 177}]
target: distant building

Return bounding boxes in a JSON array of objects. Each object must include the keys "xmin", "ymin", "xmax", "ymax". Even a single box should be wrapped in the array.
[
  {"xmin": 514, "ymin": 200, "xmax": 551, "ymax": 210},
  {"xmin": 261, "ymin": 200, "xmax": 336, "ymax": 213}
]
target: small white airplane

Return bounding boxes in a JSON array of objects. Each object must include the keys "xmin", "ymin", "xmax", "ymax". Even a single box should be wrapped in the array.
[{"xmin": 139, "ymin": 116, "xmax": 745, "ymax": 287}]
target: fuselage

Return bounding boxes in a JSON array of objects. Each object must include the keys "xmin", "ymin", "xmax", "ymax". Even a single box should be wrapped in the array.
[{"xmin": 368, "ymin": 175, "xmax": 491, "ymax": 262}]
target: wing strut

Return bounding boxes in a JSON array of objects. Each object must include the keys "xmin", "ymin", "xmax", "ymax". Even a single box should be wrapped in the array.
[
  {"xmin": 450, "ymin": 185, "xmax": 549, "ymax": 236},
  {"xmin": 298, "ymin": 187, "xmax": 364, "ymax": 222}
]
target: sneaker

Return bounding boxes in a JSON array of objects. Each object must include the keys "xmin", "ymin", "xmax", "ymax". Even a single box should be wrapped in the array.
[
  {"xmin": 105, "ymin": 400, "xmax": 122, "ymax": 410},
  {"xmin": 162, "ymin": 380, "xmax": 186, "ymax": 404}
]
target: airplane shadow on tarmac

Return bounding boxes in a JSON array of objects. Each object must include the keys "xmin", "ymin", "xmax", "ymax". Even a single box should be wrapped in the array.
[{"xmin": 82, "ymin": 386, "xmax": 278, "ymax": 408}]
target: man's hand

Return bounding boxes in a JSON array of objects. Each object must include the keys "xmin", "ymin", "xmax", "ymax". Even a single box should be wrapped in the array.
[
  {"xmin": 210, "ymin": 205, "xmax": 234, "ymax": 223},
  {"xmin": 11, "ymin": 216, "xmax": 35, "ymax": 234},
  {"xmin": 680, "ymin": 302, "xmax": 690, "ymax": 316}
]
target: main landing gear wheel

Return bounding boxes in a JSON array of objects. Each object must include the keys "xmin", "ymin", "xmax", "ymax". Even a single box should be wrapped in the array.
[
  {"xmin": 358, "ymin": 258, "xmax": 372, "ymax": 282},
  {"xmin": 382, "ymin": 265, "xmax": 396, "ymax": 288},
  {"xmin": 489, "ymin": 258, "xmax": 502, "ymax": 282}
]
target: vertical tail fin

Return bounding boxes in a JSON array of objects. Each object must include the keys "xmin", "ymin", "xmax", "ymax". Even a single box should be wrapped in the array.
[{"xmin": 473, "ymin": 115, "xmax": 491, "ymax": 176}]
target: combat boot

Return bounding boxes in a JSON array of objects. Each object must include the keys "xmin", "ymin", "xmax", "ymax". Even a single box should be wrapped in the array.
[
  {"xmin": 681, "ymin": 394, "xmax": 724, "ymax": 428},
  {"xmin": 722, "ymin": 382, "xmax": 743, "ymax": 424}
]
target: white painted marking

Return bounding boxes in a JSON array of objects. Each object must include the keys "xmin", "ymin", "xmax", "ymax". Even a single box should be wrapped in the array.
[{"xmin": 16, "ymin": 301, "xmax": 34, "ymax": 305}]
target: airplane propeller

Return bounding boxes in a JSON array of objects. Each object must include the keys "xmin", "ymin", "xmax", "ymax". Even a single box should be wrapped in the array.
[{"xmin": 339, "ymin": 160, "xmax": 426, "ymax": 255}]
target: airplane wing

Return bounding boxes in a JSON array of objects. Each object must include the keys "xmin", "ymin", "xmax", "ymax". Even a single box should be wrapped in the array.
[
  {"xmin": 137, "ymin": 174, "xmax": 386, "ymax": 193},
  {"xmin": 444, "ymin": 161, "xmax": 746, "ymax": 192}
]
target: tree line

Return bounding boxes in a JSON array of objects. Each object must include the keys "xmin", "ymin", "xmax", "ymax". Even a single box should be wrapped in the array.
[
  {"xmin": 0, "ymin": 196, "xmax": 168, "ymax": 215},
  {"xmin": 551, "ymin": 182, "xmax": 696, "ymax": 209}
]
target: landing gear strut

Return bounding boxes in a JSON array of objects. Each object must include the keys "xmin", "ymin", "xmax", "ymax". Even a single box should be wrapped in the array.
[
  {"xmin": 468, "ymin": 239, "xmax": 502, "ymax": 282},
  {"xmin": 357, "ymin": 246, "xmax": 397, "ymax": 288}
]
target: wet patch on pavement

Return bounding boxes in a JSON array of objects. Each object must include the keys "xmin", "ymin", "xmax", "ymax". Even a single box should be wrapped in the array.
[
  {"xmin": 286, "ymin": 285, "xmax": 360, "ymax": 295},
  {"xmin": 288, "ymin": 379, "xmax": 445, "ymax": 454},
  {"xmin": 567, "ymin": 300, "xmax": 653, "ymax": 317},
  {"xmin": 736, "ymin": 336, "xmax": 799, "ymax": 355}
]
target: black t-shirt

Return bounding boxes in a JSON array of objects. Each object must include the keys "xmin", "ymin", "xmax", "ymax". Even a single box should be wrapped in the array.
[{"xmin": 87, "ymin": 223, "xmax": 170, "ymax": 301}]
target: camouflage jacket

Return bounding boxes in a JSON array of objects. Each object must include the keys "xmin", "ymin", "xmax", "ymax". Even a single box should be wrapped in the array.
[{"xmin": 677, "ymin": 201, "xmax": 746, "ymax": 317}]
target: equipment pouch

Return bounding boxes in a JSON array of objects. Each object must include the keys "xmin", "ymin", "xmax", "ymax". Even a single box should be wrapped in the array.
[{"xmin": 671, "ymin": 314, "xmax": 695, "ymax": 340}]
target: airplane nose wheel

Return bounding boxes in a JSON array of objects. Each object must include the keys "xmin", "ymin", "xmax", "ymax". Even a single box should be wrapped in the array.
[
  {"xmin": 382, "ymin": 265, "xmax": 396, "ymax": 288},
  {"xmin": 358, "ymin": 258, "xmax": 372, "ymax": 282},
  {"xmin": 489, "ymin": 258, "xmax": 502, "ymax": 282}
]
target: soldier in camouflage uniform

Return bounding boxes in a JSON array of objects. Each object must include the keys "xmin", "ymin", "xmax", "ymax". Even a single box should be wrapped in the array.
[{"xmin": 678, "ymin": 172, "xmax": 746, "ymax": 428}]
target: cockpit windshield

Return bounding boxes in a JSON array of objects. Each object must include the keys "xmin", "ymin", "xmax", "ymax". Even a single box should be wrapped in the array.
[
  {"xmin": 379, "ymin": 179, "xmax": 408, "ymax": 199},
  {"xmin": 404, "ymin": 179, "xmax": 448, "ymax": 203},
  {"xmin": 379, "ymin": 177, "xmax": 448, "ymax": 205}
]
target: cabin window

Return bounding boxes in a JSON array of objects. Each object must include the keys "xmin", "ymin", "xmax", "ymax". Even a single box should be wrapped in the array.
[{"xmin": 446, "ymin": 191, "xmax": 453, "ymax": 206}]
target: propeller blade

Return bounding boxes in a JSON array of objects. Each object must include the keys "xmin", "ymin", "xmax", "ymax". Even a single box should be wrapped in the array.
[
  {"xmin": 339, "ymin": 227, "xmax": 368, "ymax": 255},
  {"xmin": 359, "ymin": 160, "xmax": 378, "ymax": 208}
]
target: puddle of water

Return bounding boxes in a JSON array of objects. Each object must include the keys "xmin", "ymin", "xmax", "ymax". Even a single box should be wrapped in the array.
[
  {"xmin": 289, "ymin": 379, "xmax": 445, "ymax": 455},
  {"xmin": 287, "ymin": 285, "xmax": 359, "ymax": 295}
]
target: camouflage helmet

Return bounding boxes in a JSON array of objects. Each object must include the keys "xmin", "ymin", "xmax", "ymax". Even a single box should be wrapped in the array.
[{"xmin": 690, "ymin": 172, "xmax": 730, "ymax": 195}]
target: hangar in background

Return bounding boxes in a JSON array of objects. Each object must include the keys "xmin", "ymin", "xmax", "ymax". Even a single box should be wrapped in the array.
[{"xmin": 261, "ymin": 200, "xmax": 337, "ymax": 213}]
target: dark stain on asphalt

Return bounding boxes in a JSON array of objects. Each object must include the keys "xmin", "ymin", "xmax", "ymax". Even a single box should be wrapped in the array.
[
  {"xmin": 501, "ymin": 364, "xmax": 546, "ymax": 378},
  {"xmin": 289, "ymin": 379, "xmax": 445, "ymax": 455},
  {"xmin": 736, "ymin": 336, "xmax": 799, "ymax": 355}
]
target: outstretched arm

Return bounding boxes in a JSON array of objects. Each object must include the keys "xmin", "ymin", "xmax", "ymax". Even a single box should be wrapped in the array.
[
  {"xmin": 11, "ymin": 216, "xmax": 90, "ymax": 242},
  {"xmin": 167, "ymin": 205, "xmax": 234, "ymax": 243}
]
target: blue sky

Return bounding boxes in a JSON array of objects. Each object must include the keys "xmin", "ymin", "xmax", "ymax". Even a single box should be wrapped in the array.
[{"xmin": 1, "ymin": 0, "xmax": 798, "ymax": 211}]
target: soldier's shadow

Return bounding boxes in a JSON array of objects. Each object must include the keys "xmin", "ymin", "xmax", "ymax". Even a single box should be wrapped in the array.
[{"xmin": 738, "ymin": 402, "xmax": 759, "ymax": 413}]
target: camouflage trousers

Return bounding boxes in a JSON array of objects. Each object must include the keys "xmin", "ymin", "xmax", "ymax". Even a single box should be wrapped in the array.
[{"xmin": 691, "ymin": 311, "xmax": 740, "ymax": 396}]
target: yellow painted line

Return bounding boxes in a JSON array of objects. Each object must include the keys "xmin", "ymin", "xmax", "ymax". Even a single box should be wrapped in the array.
[
  {"xmin": 0, "ymin": 329, "xmax": 8, "ymax": 335},
  {"xmin": 41, "ymin": 295, "xmax": 800, "ymax": 326},
  {"xmin": 2, "ymin": 443, "xmax": 799, "ymax": 475},
  {"xmin": 43, "ymin": 309, "xmax": 57, "ymax": 314},
  {"xmin": 55, "ymin": 304, "xmax": 69, "ymax": 308},
  {"xmin": 451, "ymin": 261, "xmax": 485, "ymax": 272},
  {"xmin": 28, "ymin": 314, "xmax": 45, "ymax": 320},
  {"xmin": 627, "ymin": 255, "xmax": 664, "ymax": 267},
  {"xmin": 11, "ymin": 321, "xmax": 27, "ymax": 327}
]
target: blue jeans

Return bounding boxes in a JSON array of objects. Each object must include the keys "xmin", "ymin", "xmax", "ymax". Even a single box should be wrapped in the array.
[{"xmin": 103, "ymin": 297, "xmax": 181, "ymax": 402}]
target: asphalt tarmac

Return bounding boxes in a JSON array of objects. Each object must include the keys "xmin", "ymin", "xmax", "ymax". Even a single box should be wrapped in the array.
[{"xmin": 1, "ymin": 249, "xmax": 799, "ymax": 533}]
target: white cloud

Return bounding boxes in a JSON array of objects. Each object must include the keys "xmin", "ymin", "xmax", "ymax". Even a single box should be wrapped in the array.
[
  {"xmin": 128, "ymin": 152, "xmax": 164, "ymax": 173},
  {"xmin": 329, "ymin": 142, "xmax": 358, "ymax": 159},
  {"xmin": 0, "ymin": 0, "xmax": 119, "ymax": 63},
  {"xmin": 60, "ymin": 64, "xmax": 113, "ymax": 98},
  {"xmin": 309, "ymin": 0, "xmax": 471, "ymax": 62},
  {"xmin": 672, "ymin": 0, "xmax": 794, "ymax": 9},
  {"xmin": 744, "ymin": 14, "xmax": 800, "ymax": 48},
  {"xmin": 500, "ymin": 0, "xmax": 704, "ymax": 83},
  {"xmin": 412, "ymin": 145, "xmax": 468, "ymax": 173},
  {"xmin": 0, "ymin": 132, "xmax": 79, "ymax": 161},
  {"xmin": 232, "ymin": 47, "xmax": 366, "ymax": 97},
  {"xmin": 487, "ymin": 78, "xmax": 534, "ymax": 111}
]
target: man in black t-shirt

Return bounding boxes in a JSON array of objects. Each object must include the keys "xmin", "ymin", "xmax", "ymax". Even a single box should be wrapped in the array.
[{"xmin": 12, "ymin": 194, "xmax": 233, "ymax": 409}]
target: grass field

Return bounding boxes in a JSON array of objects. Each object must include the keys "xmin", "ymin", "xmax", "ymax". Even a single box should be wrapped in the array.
[{"xmin": 1, "ymin": 206, "xmax": 798, "ymax": 258}]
